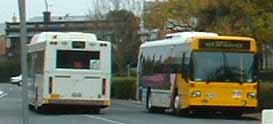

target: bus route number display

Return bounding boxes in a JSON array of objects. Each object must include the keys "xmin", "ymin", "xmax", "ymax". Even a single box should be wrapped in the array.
[
  {"xmin": 199, "ymin": 39, "xmax": 250, "ymax": 50},
  {"xmin": 72, "ymin": 41, "xmax": 86, "ymax": 49}
]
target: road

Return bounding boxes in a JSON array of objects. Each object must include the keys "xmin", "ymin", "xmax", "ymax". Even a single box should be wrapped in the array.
[{"xmin": 0, "ymin": 83, "xmax": 260, "ymax": 124}]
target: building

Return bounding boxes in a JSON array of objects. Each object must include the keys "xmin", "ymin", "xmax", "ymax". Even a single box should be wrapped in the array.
[
  {"xmin": 0, "ymin": 35, "xmax": 6, "ymax": 56},
  {"xmin": 0, "ymin": 23, "xmax": 8, "ymax": 61},
  {"xmin": 5, "ymin": 12, "xmax": 114, "ymax": 59}
]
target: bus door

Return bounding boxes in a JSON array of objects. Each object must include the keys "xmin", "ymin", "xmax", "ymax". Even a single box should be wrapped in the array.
[{"xmin": 176, "ymin": 74, "xmax": 190, "ymax": 109}]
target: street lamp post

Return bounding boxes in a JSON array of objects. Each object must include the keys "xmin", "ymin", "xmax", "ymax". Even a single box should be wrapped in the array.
[
  {"xmin": 17, "ymin": 0, "xmax": 29, "ymax": 124},
  {"xmin": 136, "ymin": 0, "xmax": 145, "ymax": 101}
]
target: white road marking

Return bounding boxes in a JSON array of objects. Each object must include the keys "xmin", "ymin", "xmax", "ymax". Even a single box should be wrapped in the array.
[{"xmin": 85, "ymin": 115, "xmax": 126, "ymax": 124}]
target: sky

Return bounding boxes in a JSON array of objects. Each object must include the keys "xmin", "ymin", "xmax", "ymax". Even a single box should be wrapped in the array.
[
  {"xmin": 0, "ymin": 0, "xmax": 153, "ymax": 23},
  {"xmin": 0, "ymin": 0, "xmax": 93, "ymax": 23}
]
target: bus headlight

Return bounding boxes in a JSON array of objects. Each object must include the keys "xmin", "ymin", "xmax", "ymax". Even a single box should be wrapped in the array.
[
  {"xmin": 247, "ymin": 92, "xmax": 257, "ymax": 99},
  {"xmin": 232, "ymin": 90, "xmax": 241, "ymax": 98},
  {"xmin": 192, "ymin": 91, "xmax": 201, "ymax": 97}
]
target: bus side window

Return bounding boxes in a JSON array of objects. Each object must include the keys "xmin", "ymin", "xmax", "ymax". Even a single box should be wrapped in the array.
[
  {"xmin": 181, "ymin": 52, "xmax": 185, "ymax": 76},
  {"xmin": 189, "ymin": 54, "xmax": 194, "ymax": 81},
  {"xmin": 253, "ymin": 54, "xmax": 259, "ymax": 81},
  {"xmin": 181, "ymin": 52, "xmax": 189, "ymax": 82},
  {"xmin": 139, "ymin": 54, "xmax": 144, "ymax": 72}
]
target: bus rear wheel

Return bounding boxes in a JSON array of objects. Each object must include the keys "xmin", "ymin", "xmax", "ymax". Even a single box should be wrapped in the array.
[
  {"xmin": 36, "ymin": 105, "xmax": 47, "ymax": 114},
  {"xmin": 146, "ymin": 89, "xmax": 164, "ymax": 113},
  {"xmin": 92, "ymin": 108, "xmax": 101, "ymax": 114},
  {"xmin": 223, "ymin": 111, "xmax": 242, "ymax": 118},
  {"xmin": 172, "ymin": 95, "xmax": 181, "ymax": 115}
]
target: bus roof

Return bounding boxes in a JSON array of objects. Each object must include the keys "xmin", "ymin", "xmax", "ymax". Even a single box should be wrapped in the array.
[
  {"xmin": 29, "ymin": 32, "xmax": 99, "ymax": 45},
  {"xmin": 141, "ymin": 32, "xmax": 218, "ymax": 48}
]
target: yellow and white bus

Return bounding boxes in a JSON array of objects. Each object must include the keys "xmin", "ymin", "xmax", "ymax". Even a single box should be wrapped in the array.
[
  {"xmin": 137, "ymin": 32, "xmax": 258, "ymax": 116},
  {"xmin": 28, "ymin": 32, "xmax": 111, "ymax": 113}
]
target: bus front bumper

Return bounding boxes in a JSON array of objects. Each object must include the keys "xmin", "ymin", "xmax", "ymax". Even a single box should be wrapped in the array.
[{"xmin": 187, "ymin": 105, "xmax": 257, "ymax": 113}]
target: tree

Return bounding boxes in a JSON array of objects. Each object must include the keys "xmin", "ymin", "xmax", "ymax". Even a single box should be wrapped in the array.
[
  {"xmin": 144, "ymin": 0, "xmax": 201, "ymax": 29},
  {"xmin": 87, "ymin": 0, "xmax": 143, "ymax": 75},
  {"xmin": 145, "ymin": 0, "xmax": 273, "ymax": 43},
  {"xmin": 106, "ymin": 10, "xmax": 141, "ymax": 75},
  {"xmin": 88, "ymin": 0, "xmax": 143, "ymax": 19}
]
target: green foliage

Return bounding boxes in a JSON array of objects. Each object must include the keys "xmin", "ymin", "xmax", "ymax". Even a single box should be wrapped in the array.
[
  {"xmin": 146, "ymin": 0, "xmax": 273, "ymax": 43},
  {"xmin": 106, "ymin": 10, "xmax": 141, "ymax": 74},
  {"xmin": 111, "ymin": 77, "xmax": 137, "ymax": 100},
  {"xmin": 259, "ymin": 82, "xmax": 273, "ymax": 109},
  {"xmin": 0, "ymin": 60, "xmax": 20, "ymax": 82}
]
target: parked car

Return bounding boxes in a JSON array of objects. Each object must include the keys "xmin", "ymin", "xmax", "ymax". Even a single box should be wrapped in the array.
[{"xmin": 10, "ymin": 75, "xmax": 22, "ymax": 86}]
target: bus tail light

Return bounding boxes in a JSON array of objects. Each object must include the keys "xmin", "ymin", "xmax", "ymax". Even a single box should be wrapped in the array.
[
  {"xmin": 49, "ymin": 77, "xmax": 53, "ymax": 94},
  {"xmin": 102, "ymin": 78, "xmax": 106, "ymax": 95}
]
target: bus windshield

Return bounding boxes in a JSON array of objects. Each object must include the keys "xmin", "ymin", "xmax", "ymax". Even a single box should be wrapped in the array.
[
  {"xmin": 192, "ymin": 51, "xmax": 255, "ymax": 83},
  {"xmin": 56, "ymin": 50, "xmax": 100, "ymax": 70}
]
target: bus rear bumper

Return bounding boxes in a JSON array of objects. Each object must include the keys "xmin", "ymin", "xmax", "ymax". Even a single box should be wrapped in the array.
[{"xmin": 43, "ymin": 98, "xmax": 110, "ymax": 108}]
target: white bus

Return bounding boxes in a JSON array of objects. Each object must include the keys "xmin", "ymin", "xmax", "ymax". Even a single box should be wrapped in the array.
[{"xmin": 28, "ymin": 32, "xmax": 111, "ymax": 113}]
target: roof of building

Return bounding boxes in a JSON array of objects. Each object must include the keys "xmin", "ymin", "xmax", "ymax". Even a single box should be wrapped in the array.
[
  {"xmin": 26, "ymin": 12, "xmax": 108, "ymax": 23},
  {"xmin": 28, "ymin": 15, "xmax": 91, "ymax": 22}
]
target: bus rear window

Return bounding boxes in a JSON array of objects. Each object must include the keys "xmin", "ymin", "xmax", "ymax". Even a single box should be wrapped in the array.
[{"xmin": 56, "ymin": 50, "xmax": 100, "ymax": 70}]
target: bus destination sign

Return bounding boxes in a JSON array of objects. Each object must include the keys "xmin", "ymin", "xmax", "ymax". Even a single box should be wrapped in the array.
[{"xmin": 199, "ymin": 39, "xmax": 250, "ymax": 50}]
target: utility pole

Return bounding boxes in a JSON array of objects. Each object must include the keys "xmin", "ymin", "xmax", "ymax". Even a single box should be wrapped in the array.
[
  {"xmin": 127, "ymin": 64, "xmax": 131, "ymax": 77},
  {"xmin": 136, "ymin": 0, "xmax": 145, "ymax": 101},
  {"xmin": 44, "ymin": 0, "xmax": 49, "ymax": 12},
  {"xmin": 17, "ymin": 0, "xmax": 29, "ymax": 124}
]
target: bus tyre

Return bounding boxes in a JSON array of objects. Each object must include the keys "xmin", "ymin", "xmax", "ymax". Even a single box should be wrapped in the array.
[
  {"xmin": 146, "ymin": 89, "xmax": 164, "ymax": 113},
  {"xmin": 36, "ymin": 106, "xmax": 45, "ymax": 113},
  {"xmin": 146, "ymin": 89, "xmax": 156, "ymax": 113},
  {"xmin": 36, "ymin": 105, "xmax": 49, "ymax": 114},
  {"xmin": 146, "ymin": 90, "xmax": 154, "ymax": 112},
  {"xmin": 85, "ymin": 108, "xmax": 100, "ymax": 114},
  {"xmin": 93, "ymin": 108, "xmax": 100, "ymax": 114},
  {"xmin": 172, "ymin": 95, "xmax": 181, "ymax": 115},
  {"xmin": 28, "ymin": 104, "xmax": 35, "ymax": 111},
  {"xmin": 224, "ymin": 111, "xmax": 242, "ymax": 118}
]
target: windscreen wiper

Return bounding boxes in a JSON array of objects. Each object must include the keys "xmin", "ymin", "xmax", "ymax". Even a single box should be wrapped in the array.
[
  {"xmin": 225, "ymin": 67, "xmax": 245, "ymax": 83},
  {"xmin": 205, "ymin": 73, "xmax": 213, "ymax": 84}
]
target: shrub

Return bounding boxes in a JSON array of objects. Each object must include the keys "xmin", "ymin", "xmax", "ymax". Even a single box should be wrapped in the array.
[
  {"xmin": 0, "ymin": 60, "xmax": 20, "ymax": 82},
  {"xmin": 111, "ymin": 76, "xmax": 137, "ymax": 100},
  {"xmin": 259, "ymin": 82, "xmax": 273, "ymax": 109}
]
